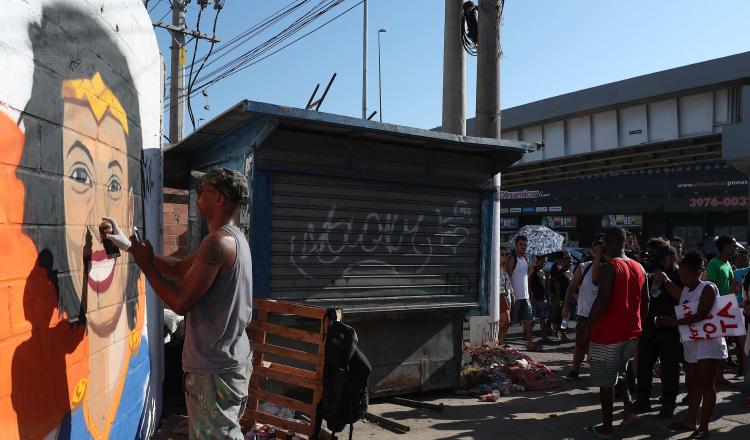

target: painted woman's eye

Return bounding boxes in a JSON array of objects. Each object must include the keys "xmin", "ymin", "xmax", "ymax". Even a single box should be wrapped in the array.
[
  {"xmin": 108, "ymin": 178, "xmax": 122, "ymax": 193},
  {"xmin": 71, "ymin": 167, "xmax": 93, "ymax": 186}
]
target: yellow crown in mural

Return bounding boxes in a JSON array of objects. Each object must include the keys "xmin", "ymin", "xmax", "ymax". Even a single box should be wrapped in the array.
[{"xmin": 62, "ymin": 72, "xmax": 129, "ymax": 134}]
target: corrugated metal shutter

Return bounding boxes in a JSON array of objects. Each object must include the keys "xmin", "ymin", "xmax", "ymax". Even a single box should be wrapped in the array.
[{"xmin": 270, "ymin": 172, "xmax": 481, "ymax": 310}]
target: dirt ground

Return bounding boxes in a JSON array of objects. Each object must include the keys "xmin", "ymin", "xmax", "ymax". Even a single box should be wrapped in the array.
[{"xmin": 153, "ymin": 324, "xmax": 750, "ymax": 440}]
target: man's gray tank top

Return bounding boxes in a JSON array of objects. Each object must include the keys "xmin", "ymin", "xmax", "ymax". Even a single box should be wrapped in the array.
[{"xmin": 182, "ymin": 225, "xmax": 253, "ymax": 373}]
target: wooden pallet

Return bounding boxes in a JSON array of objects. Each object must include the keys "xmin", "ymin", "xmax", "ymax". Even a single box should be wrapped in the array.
[{"xmin": 242, "ymin": 299, "xmax": 329, "ymax": 439}]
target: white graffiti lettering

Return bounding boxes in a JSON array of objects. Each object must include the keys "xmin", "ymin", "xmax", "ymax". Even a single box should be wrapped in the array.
[{"xmin": 289, "ymin": 201, "xmax": 472, "ymax": 279}]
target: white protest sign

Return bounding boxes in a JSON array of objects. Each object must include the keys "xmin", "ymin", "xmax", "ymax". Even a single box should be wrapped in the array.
[{"xmin": 675, "ymin": 295, "xmax": 746, "ymax": 342}]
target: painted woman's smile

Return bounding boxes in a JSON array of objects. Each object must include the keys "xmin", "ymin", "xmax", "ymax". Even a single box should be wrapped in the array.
[{"xmin": 88, "ymin": 250, "xmax": 116, "ymax": 294}]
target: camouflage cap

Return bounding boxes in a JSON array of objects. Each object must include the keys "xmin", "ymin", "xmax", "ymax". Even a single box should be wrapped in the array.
[{"xmin": 191, "ymin": 168, "xmax": 249, "ymax": 206}]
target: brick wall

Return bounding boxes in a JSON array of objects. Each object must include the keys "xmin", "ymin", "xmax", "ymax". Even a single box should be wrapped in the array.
[{"xmin": 163, "ymin": 188, "xmax": 190, "ymax": 257}]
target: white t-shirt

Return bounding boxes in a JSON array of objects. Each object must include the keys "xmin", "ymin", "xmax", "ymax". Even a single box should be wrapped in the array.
[
  {"xmin": 510, "ymin": 254, "xmax": 529, "ymax": 300},
  {"xmin": 680, "ymin": 280, "xmax": 728, "ymax": 363},
  {"xmin": 577, "ymin": 261, "xmax": 599, "ymax": 318}
]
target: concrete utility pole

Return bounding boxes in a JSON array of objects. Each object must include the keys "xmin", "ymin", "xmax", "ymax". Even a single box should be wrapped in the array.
[
  {"xmin": 157, "ymin": 1, "xmax": 220, "ymax": 144},
  {"xmin": 169, "ymin": 0, "xmax": 187, "ymax": 144},
  {"xmin": 475, "ymin": 0, "xmax": 502, "ymax": 139},
  {"xmin": 442, "ymin": 0, "xmax": 466, "ymax": 135},
  {"xmin": 475, "ymin": 0, "xmax": 504, "ymax": 331},
  {"xmin": 362, "ymin": 0, "xmax": 368, "ymax": 119}
]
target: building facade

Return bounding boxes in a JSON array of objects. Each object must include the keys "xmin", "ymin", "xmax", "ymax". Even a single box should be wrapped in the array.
[
  {"xmin": 499, "ymin": 161, "xmax": 748, "ymax": 247},
  {"xmin": 469, "ymin": 51, "xmax": 750, "ymax": 249}
]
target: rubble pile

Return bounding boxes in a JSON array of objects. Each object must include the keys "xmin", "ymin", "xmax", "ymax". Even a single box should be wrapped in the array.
[{"xmin": 458, "ymin": 344, "xmax": 560, "ymax": 401}]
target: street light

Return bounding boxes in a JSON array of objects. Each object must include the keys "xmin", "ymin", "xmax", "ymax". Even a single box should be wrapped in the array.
[{"xmin": 377, "ymin": 28, "xmax": 386, "ymax": 123}]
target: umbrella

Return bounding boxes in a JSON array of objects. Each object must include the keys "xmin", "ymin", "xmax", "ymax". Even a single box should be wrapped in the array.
[{"xmin": 510, "ymin": 225, "xmax": 565, "ymax": 257}]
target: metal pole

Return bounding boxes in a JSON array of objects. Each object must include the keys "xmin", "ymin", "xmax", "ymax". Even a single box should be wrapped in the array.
[
  {"xmin": 442, "ymin": 0, "xmax": 466, "ymax": 135},
  {"xmin": 475, "ymin": 0, "xmax": 502, "ymax": 139},
  {"xmin": 378, "ymin": 29, "xmax": 385, "ymax": 122},
  {"xmin": 362, "ymin": 0, "xmax": 368, "ymax": 119},
  {"xmin": 169, "ymin": 0, "xmax": 187, "ymax": 143}
]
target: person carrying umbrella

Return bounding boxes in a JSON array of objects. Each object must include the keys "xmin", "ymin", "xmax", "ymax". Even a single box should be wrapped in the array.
[
  {"xmin": 507, "ymin": 226, "xmax": 566, "ymax": 352},
  {"xmin": 506, "ymin": 235, "xmax": 541, "ymax": 351}
]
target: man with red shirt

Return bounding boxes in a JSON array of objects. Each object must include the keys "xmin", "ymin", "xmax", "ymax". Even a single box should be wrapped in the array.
[{"xmin": 581, "ymin": 228, "xmax": 649, "ymax": 439}]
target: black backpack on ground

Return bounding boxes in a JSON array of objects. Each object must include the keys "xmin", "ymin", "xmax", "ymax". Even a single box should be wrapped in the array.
[{"xmin": 317, "ymin": 308, "xmax": 372, "ymax": 440}]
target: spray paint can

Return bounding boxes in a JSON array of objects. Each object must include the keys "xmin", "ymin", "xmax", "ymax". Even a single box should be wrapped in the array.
[{"xmin": 99, "ymin": 221, "xmax": 121, "ymax": 259}]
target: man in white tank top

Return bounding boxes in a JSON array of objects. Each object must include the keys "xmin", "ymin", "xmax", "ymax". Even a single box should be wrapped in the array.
[
  {"xmin": 506, "ymin": 235, "xmax": 539, "ymax": 351},
  {"xmin": 562, "ymin": 240, "xmax": 603, "ymax": 380}
]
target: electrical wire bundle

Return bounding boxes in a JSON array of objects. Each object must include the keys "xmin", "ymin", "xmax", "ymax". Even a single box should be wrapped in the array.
[
  {"xmin": 186, "ymin": 0, "xmax": 224, "ymax": 129},
  {"xmin": 461, "ymin": 1, "xmax": 478, "ymax": 56},
  {"xmin": 164, "ymin": 0, "xmax": 363, "ymax": 117},
  {"xmin": 461, "ymin": 0, "xmax": 505, "ymax": 57}
]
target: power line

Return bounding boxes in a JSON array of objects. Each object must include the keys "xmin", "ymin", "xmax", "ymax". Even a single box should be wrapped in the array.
[
  {"xmin": 209, "ymin": 1, "xmax": 362, "ymax": 85},
  {"xmin": 165, "ymin": 0, "xmax": 360, "ymax": 107},
  {"xmin": 157, "ymin": 5, "xmax": 172, "ymax": 23},
  {"xmin": 166, "ymin": 0, "xmax": 330, "ymax": 105},
  {"xmin": 148, "ymin": 0, "xmax": 164, "ymax": 13},
  {"xmin": 166, "ymin": 0, "xmax": 309, "ymax": 83},
  {"xmin": 186, "ymin": 5, "xmax": 206, "ymax": 129}
]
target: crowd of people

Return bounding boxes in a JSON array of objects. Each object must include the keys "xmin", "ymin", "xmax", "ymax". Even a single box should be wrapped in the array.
[{"xmin": 498, "ymin": 229, "xmax": 750, "ymax": 439}]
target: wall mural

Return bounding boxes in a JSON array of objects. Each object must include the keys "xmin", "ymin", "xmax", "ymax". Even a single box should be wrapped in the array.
[{"xmin": 0, "ymin": 2, "xmax": 161, "ymax": 439}]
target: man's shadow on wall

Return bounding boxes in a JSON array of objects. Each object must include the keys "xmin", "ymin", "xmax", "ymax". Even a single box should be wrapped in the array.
[{"xmin": 11, "ymin": 248, "xmax": 86, "ymax": 439}]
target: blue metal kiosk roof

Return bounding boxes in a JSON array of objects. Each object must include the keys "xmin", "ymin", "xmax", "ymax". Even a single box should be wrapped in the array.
[{"xmin": 165, "ymin": 100, "xmax": 531, "ymax": 188}]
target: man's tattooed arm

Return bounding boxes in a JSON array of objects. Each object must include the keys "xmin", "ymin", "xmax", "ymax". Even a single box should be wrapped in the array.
[{"xmin": 197, "ymin": 235, "xmax": 224, "ymax": 266}]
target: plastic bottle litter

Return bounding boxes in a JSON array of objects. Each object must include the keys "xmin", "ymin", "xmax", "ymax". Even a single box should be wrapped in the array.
[
  {"xmin": 511, "ymin": 383, "xmax": 525, "ymax": 392},
  {"xmin": 560, "ymin": 319, "xmax": 569, "ymax": 330},
  {"xmin": 479, "ymin": 389, "xmax": 502, "ymax": 402}
]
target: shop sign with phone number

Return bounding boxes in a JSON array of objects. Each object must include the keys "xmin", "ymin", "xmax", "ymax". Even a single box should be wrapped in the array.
[{"xmin": 688, "ymin": 196, "xmax": 748, "ymax": 208}]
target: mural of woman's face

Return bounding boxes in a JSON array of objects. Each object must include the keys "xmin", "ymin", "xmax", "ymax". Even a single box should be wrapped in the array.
[{"xmin": 62, "ymin": 99, "xmax": 132, "ymax": 333}]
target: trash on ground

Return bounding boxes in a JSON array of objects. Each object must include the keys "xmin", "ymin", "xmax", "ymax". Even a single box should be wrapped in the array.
[
  {"xmin": 245, "ymin": 422, "xmax": 306, "ymax": 440},
  {"xmin": 458, "ymin": 344, "xmax": 560, "ymax": 399}
]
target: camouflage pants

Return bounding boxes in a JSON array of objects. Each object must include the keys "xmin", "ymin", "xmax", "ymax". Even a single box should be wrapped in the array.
[{"xmin": 184, "ymin": 363, "xmax": 252, "ymax": 440}]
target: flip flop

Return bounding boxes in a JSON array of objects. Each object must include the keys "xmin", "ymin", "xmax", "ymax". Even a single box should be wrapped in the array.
[
  {"xmin": 668, "ymin": 422, "xmax": 695, "ymax": 432},
  {"xmin": 692, "ymin": 429, "xmax": 711, "ymax": 439},
  {"xmin": 586, "ymin": 425, "xmax": 614, "ymax": 440}
]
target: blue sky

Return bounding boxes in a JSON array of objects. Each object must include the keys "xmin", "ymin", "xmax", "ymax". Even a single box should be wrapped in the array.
[{"xmin": 149, "ymin": 0, "xmax": 750, "ymax": 138}]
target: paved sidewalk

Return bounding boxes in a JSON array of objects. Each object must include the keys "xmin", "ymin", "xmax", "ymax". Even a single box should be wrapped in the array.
[
  {"xmin": 353, "ymin": 325, "xmax": 749, "ymax": 440},
  {"xmin": 153, "ymin": 324, "xmax": 749, "ymax": 439}
]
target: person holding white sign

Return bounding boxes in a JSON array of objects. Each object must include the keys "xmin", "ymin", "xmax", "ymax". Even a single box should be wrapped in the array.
[{"xmin": 655, "ymin": 252, "xmax": 727, "ymax": 440}]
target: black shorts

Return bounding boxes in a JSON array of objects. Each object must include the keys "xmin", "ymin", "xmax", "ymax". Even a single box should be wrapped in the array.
[{"xmin": 575, "ymin": 316, "xmax": 590, "ymax": 346}]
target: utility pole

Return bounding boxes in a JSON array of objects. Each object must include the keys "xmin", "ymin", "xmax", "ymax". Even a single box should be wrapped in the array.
[
  {"xmin": 169, "ymin": 0, "xmax": 187, "ymax": 144},
  {"xmin": 362, "ymin": 0, "xmax": 368, "ymax": 119},
  {"xmin": 475, "ymin": 0, "xmax": 503, "ymax": 333},
  {"xmin": 442, "ymin": 0, "xmax": 466, "ymax": 135},
  {"xmin": 475, "ymin": 0, "xmax": 502, "ymax": 139},
  {"xmin": 156, "ymin": 0, "xmax": 220, "ymax": 144}
]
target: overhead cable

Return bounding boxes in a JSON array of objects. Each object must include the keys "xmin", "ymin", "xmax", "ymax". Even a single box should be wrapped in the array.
[{"xmin": 165, "ymin": 0, "xmax": 360, "ymax": 107}]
